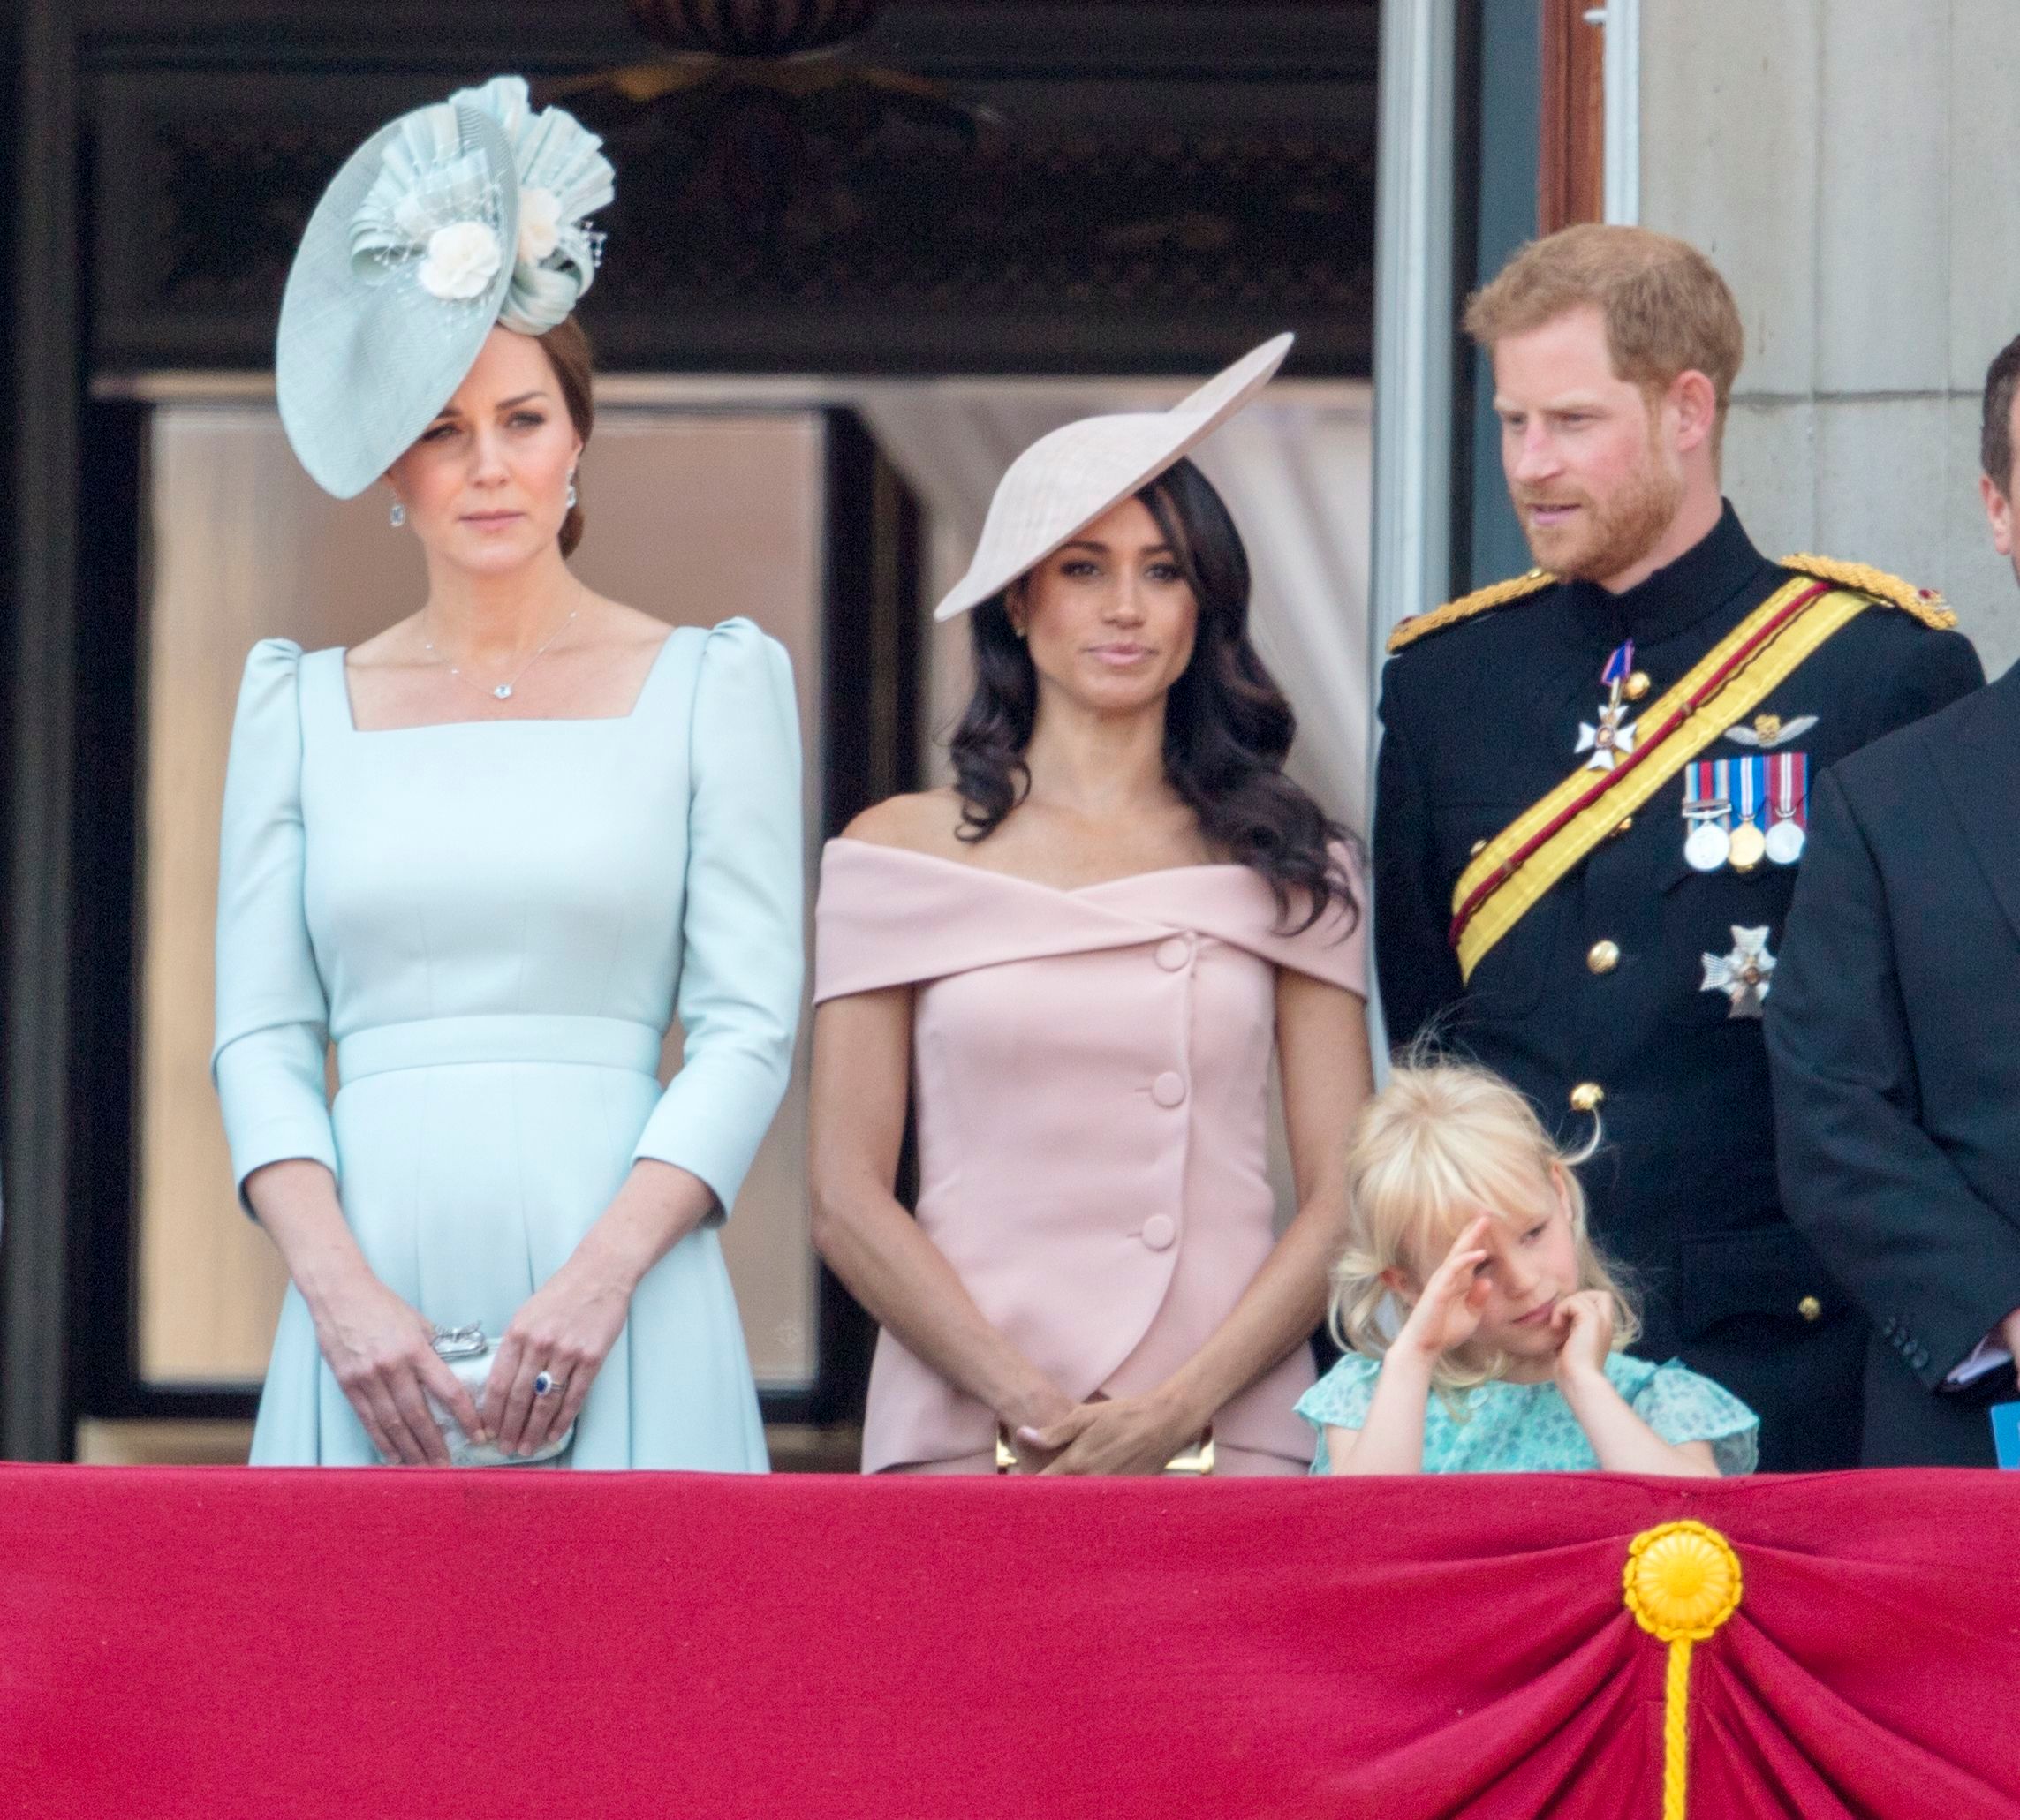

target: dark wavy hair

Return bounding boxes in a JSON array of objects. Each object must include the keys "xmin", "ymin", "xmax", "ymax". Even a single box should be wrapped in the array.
[{"xmin": 949, "ymin": 457, "xmax": 1358, "ymax": 933}]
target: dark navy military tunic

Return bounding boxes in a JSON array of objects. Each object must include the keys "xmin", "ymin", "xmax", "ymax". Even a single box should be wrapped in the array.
[{"xmin": 1373, "ymin": 504, "xmax": 1983, "ymax": 1469}]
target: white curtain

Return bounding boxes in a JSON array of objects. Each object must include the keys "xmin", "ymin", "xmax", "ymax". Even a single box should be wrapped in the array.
[{"xmin": 854, "ymin": 379, "xmax": 1373, "ymax": 831}]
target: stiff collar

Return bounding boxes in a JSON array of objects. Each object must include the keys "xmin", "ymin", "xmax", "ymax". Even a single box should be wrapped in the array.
[{"xmin": 1561, "ymin": 502, "xmax": 1772, "ymax": 646}]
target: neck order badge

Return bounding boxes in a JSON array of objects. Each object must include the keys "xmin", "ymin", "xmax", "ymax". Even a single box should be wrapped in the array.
[{"xmin": 1576, "ymin": 640, "xmax": 1638, "ymax": 772}]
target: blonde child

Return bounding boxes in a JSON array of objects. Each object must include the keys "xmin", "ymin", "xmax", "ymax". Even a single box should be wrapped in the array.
[{"xmin": 1298, "ymin": 1061, "xmax": 1758, "ymax": 1476}]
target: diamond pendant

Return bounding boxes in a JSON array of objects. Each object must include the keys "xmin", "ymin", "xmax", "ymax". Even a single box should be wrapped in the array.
[{"xmin": 493, "ymin": 684, "xmax": 513, "ymax": 700}]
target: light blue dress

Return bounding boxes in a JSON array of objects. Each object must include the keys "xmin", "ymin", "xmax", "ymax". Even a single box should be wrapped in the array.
[
  {"xmin": 1296, "ymin": 1353, "xmax": 1759, "ymax": 1476},
  {"xmin": 212, "ymin": 618, "xmax": 803, "ymax": 1469}
]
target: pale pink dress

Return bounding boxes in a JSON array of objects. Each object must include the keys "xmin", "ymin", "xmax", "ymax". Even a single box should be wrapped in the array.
[{"xmin": 813, "ymin": 839, "xmax": 1367, "ymax": 1475}]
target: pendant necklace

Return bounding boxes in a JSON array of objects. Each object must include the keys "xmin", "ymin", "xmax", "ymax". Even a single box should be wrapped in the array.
[{"xmin": 425, "ymin": 593, "xmax": 581, "ymax": 703}]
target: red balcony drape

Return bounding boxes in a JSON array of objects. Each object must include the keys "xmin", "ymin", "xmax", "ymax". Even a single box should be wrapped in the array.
[{"xmin": 2, "ymin": 1466, "xmax": 2014, "ymax": 1818}]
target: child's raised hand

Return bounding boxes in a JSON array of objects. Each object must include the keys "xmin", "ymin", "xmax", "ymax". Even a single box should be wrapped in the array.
[
  {"xmin": 1550, "ymin": 1288, "xmax": 1615, "ymax": 1386},
  {"xmin": 1394, "ymin": 1215, "xmax": 1495, "ymax": 1361}
]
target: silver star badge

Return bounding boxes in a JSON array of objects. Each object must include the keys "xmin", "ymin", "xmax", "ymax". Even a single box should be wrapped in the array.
[
  {"xmin": 1575, "ymin": 703, "xmax": 1638, "ymax": 772},
  {"xmin": 1702, "ymin": 925, "xmax": 1776, "ymax": 1019}
]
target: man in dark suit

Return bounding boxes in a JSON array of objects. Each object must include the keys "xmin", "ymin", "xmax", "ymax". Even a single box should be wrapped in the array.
[
  {"xmin": 1375, "ymin": 226, "xmax": 1984, "ymax": 1469},
  {"xmin": 1766, "ymin": 337, "xmax": 2020, "ymax": 1467}
]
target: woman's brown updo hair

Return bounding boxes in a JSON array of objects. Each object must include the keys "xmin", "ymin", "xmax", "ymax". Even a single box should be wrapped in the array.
[{"xmin": 538, "ymin": 316, "xmax": 595, "ymax": 557}]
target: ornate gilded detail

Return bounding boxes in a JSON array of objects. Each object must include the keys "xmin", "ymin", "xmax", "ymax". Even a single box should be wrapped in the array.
[
  {"xmin": 1387, "ymin": 569, "xmax": 1553, "ymax": 653},
  {"xmin": 1624, "ymin": 1519, "xmax": 1744, "ymax": 1641},
  {"xmin": 95, "ymin": 66, "xmax": 1376, "ymax": 372},
  {"xmin": 1624, "ymin": 1520, "xmax": 1744, "ymax": 1820},
  {"xmin": 626, "ymin": 0, "xmax": 881, "ymax": 56},
  {"xmin": 1781, "ymin": 554, "xmax": 1957, "ymax": 629}
]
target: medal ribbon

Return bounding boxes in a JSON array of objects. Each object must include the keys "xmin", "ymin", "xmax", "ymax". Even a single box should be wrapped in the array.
[
  {"xmin": 1449, "ymin": 580, "xmax": 1868, "ymax": 980},
  {"xmin": 1770, "ymin": 751, "xmax": 1806, "ymax": 829},
  {"xmin": 1684, "ymin": 759, "xmax": 1723, "ymax": 817},
  {"xmin": 1735, "ymin": 756, "xmax": 1765, "ymax": 835}
]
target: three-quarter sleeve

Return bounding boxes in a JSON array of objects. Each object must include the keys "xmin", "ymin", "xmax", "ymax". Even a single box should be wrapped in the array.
[
  {"xmin": 634, "ymin": 618, "xmax": 805, "ymax": 1216},
  {"xmin": 211, "ymin": 638, "xmax": 338, "ymax": 1210}
]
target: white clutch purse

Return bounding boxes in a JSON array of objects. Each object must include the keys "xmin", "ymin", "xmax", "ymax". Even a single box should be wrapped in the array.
[{"xmin": 420, "ymin": 1324, "xmax": 575, "ymax": 1467}]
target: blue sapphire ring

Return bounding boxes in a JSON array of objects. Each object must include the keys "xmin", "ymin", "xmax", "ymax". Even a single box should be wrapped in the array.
[{"xmin": 533, "ymin": 1370, "xmax": 560, "ymax": 1398}]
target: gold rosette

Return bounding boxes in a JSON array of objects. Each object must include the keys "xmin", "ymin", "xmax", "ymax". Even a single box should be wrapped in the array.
[{"xmin": 1623, "ymin": 1521, "xmax": 1744, "ymax": 1819}]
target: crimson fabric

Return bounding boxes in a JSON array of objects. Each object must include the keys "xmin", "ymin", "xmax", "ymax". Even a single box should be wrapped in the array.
[{"xmin": 1, "ymin": 1467, "xmax": 2014, "ymax": 1819}]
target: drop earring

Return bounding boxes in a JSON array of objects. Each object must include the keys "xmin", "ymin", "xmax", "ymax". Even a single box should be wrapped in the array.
[
  {"xmin": 565, "ymin": 471, "xmax": 579, "ymax": 510},
  {"xmin": 389, "ymin": 499, "xmax": 405, "ymax": 528}
]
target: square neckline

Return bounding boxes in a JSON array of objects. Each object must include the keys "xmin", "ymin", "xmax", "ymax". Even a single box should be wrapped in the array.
[{"xmin": 336, "ymin": 628, "xmax": 680, "ymax": 735}]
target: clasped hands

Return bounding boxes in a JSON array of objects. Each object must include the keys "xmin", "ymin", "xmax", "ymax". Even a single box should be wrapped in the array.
[
  {"xmin": 308, "ymin": 1247, "xmax": 632, "ymax": 1466},
  {"xmin": 1006, "ymin": 1385, "xmax": 1209, "ymax": 1476}
]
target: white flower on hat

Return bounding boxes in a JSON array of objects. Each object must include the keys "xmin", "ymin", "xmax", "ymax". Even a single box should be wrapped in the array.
[
  {"xmin": 517, "ymin": 186, "xmax": 563, "ymax": 265},
  {"xmin": 450, "ymin": 74, "xmax": 616, "ymax": 334},
  {"xmin": 418, "ymin": 220, "xmax": 503, "ymax": 300}
]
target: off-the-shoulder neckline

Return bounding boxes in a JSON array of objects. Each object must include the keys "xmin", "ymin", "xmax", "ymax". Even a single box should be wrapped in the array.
[
  {"xmin": 333, "ymin": 628, "xmax": 680, "ymax": 734},
  {"xmin": 826, "ymin": 835, "xmax": 1254, "ymax": 895}
]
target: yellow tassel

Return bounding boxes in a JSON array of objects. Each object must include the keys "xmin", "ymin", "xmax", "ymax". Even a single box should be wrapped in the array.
[{"xmin": 1623, "ymin": 1521, "xmax": 1744, "ymax": 1820}]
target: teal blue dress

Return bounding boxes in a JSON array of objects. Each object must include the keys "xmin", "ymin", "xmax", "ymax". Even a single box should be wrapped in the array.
[
  {"xmin": 1296, "ymin": 1353, "xmax": 1759, "ymax": 1475},
  {"xmin": 212, "ymin": 619, "xmax": 802, "ymax": 1469}
]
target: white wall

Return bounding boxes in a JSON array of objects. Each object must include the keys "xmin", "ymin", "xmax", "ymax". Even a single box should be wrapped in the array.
[{"xmin": 1640, "ymin": 0, "xmax": 2020, "ymax": 676}]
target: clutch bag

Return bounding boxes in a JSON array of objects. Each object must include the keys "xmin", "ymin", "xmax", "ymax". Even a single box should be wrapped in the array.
[{"xmin": 420, "ymin": 1324, "xmax": 575, "ymax": 1467}]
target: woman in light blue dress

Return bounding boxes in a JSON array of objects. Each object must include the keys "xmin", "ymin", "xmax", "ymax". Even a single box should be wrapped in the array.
[{"xmin": 214, "ymin": 78, "xmax": 800, "ymax": 1469}]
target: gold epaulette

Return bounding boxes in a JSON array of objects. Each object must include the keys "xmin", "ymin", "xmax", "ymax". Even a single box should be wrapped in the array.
[
  {"xmin": 1780, "ymin": 554, "xmax": 1957, "ymax": 630},
  {"xmin": 1387, "ymin": 569, "xmax": 1555, "ymax": 653}
]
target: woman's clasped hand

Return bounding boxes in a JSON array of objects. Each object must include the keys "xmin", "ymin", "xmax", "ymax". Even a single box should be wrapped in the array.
[
  {"xmin": 302, "ymin": 1242, "xmax": 487, "ymax": 1467},
  {"xmin": 476, "ymin": 1245, "xmax": 632, "ymax": 1460},
  {"xmin": 1013, "ymin": 1388, "xmax": 1212, "ymax": 1476}
]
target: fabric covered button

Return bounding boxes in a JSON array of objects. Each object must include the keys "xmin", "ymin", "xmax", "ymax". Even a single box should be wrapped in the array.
[
  {"xmin": 1154, "ymin": 937, "xmax": 1192, "ymax": 971},
  {"xmin": 1151, "ymin": 1071, "xmax": 1187, "ymax": 1107},
  {"xmin": 1141, "ymin": 1213, "xmax": 1176, "ymax": 1251}
]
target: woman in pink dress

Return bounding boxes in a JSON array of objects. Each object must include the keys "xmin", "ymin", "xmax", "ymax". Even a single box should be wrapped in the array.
[{"xmin": 811, "ymin": 338, "xmax": 1374, "ymax": 1474}]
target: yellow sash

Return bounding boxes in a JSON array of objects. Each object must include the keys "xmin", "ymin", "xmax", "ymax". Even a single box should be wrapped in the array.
[{"xmin": 1450, "ymin": 578, "xmax": 1867, "ymax": 981}]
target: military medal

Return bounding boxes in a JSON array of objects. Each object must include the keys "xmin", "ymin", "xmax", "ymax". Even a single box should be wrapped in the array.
[
  {"xmin": 1728, "ymin": 756, "xmax": 1768, "ymax": 872},
  {"xmin": 1702, "ymin": 925, "xmax": 1776, "ymax": 1019},
  {"xmin": 1765, "ymin": 751, "xmax": 1808, "ymax": 865},
  {"xmin": 1576, "ymin": 641, "xmax": 1638, "ymax": 772},
  {"xmin": 1682, "ymin": 759, "xmax": 1732, "ymax": 872}
]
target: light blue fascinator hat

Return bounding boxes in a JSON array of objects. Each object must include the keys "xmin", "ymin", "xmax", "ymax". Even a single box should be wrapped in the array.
[{"xmin": 276, "ymin": 75, "xmax": 616, "ymax": 498}]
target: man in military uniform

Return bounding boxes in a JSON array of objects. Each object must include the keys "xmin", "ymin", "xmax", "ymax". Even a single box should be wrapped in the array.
[{"xmin": 1373, "ymin": 225, "xmax": 1982, "ymax": 1469}]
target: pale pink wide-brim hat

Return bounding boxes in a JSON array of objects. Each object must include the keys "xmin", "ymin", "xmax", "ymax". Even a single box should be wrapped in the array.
[{"xmin": 932, "ymin": 332, "xmax": 1295, "ymax": 621}]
